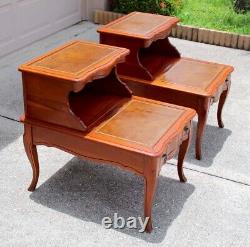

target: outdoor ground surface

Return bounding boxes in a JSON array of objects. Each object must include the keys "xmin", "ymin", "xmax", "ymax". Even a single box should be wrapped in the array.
[
  {"xmin": 177, "ymin": 0, "xmax": 250, "ymax": 34},
  {"xmin": 0, "ymin": 21, "xmax": 250, "ymax": 246}
]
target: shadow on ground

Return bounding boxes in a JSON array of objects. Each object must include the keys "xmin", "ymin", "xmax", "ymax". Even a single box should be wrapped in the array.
[
  {"xmin": 30, "ymin": 157, "xmax": 195, "ymax": 243},
  {"xmin": 185, "ymin": 122, "xmax": 232, "ymax": 167}
]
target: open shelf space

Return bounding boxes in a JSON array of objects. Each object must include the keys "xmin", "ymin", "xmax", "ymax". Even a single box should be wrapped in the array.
[
  {"xmin": 69, "ymin": 90, "xmax": 128, "ymax": 129},
  {"xmin": 139, "ymin": 38, "xmax": 181, "ymax": 78},
  {"xmin": 69, "ymin": 71, "xmax": 131, "ymax": 131}
]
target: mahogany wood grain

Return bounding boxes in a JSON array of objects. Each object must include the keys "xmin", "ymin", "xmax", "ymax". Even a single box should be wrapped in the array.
[
  {"xmin": 19, "ymin": 40, "xmax": 196, "ymax": 233},
  {"xmin": 98, "ymin": 12, "xmax": 234, "ymax": 159}
]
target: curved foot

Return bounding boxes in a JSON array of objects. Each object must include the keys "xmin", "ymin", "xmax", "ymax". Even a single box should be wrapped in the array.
[
  {"xmin": 177, "ymin": 125, "xmax": 192, "ymax": 182},
  {"xmin": 196, "ymin": 100, "xmax": 209, "ymax": 160},
  {"xmin": 217, "ymin": 79, "xmax": 231, "ymax": 128},
  {"xmin": 144, "ymin": 165, "xmax": 159, "ymax": 233},
  {"xmin": 23, "ymin": 124, "xmax": 39, "ymax": 191}
]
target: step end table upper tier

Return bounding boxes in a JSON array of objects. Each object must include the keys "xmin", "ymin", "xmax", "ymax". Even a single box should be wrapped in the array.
[{"xmin": 98, "ymin": 11, "xmax": 234, "ymax": 85}]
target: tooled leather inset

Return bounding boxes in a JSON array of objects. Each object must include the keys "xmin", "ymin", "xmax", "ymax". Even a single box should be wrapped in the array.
[
  {"xmin": 104, "ymin": 12, "xmax": 176, "ymax": 36},
  {"xmin": 96, "ymin": 99, "xmax": 185, "ymax": 147},
  {"xmin": 30, "ymin": 42, "xmax": 118, "ymax": 75},
  {"xmin": 160, "ymin": 58, "xmax": 226, "ymax": 91}
]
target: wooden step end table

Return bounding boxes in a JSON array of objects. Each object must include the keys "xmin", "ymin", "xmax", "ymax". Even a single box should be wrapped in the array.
[
  {"xmin": 19, "ymin": 40, "xmax": 195, "ymax": 232},
  {"xmin": 98, "ymin": 12, "xmax": 234, "ymax": 160}
]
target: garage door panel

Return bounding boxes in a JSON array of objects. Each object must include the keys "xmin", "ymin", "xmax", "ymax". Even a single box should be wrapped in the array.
[
  {"xmin": 51, "ymin": 0, "xmax": 80, "ymax": 20},
  {"xmin": 51, "ymin": 0, "xmax": 81, "ymax": 30},
  {"xmin": 0, "ymin": 0, "xmax": 12, "ymax": 8},
  {"xmin": 0, "ymin": 0, "xmax": 82, "ymax": 57},
  {"xmin": 15, "ymin": 0, "xmax": 51, "ymax": 35}
]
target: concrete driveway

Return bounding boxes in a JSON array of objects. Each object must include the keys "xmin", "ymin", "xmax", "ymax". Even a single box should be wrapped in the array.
[{"xmin": 0, "ymin": 21, "xmax": 249, "ymax": 246}]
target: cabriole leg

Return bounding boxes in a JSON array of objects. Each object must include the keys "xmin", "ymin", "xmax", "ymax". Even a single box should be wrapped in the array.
[
  {"xmin": 144, "ymin": 164, "xmax": 159, "ymax": 233},
  {"xmin": 177, "ymin": 125, "xmax": 192, "ymax": 182},
  {"xmin": 23, "ymin": 124, "xmax": 39, "ymax": 191},
  {"xmin": 196, "ymin": 98, "xmax": 210, "ymax": 160},
  {"xmin": 217, "ymin": 78, "xmax": 231, "ymax": 128}
]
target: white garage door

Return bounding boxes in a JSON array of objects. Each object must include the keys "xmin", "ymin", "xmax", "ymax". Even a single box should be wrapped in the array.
[{"xmin": 0, "ymin": 0, "xmax": 82, "ymax": 57}]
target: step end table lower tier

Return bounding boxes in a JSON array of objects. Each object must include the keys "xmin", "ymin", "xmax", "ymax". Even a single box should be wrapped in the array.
[{"xmin": 21, "ymin": 96, "xmax": 195, "ymax": 233}]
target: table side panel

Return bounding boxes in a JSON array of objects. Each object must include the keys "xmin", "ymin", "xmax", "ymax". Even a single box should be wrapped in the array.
[
  {"xmin": 23, "ymin": 73, "xmax": 85, "ymax": 131},
  {"xmin": 123, "ymin": 77, "xmax": 203, "ymax": 110},
  {"xmin": 32, "ymin": 124, "xmax": 147, "ymax": 175}
]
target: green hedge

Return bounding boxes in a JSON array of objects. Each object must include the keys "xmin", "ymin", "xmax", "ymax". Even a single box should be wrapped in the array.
[
  {"xmin": 111, "ymin": 0, "xmax": 182, "ymax": 16},
  {"xmin": 233, "ymin": 0, "xmax": 250, "ymax": 13}
]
